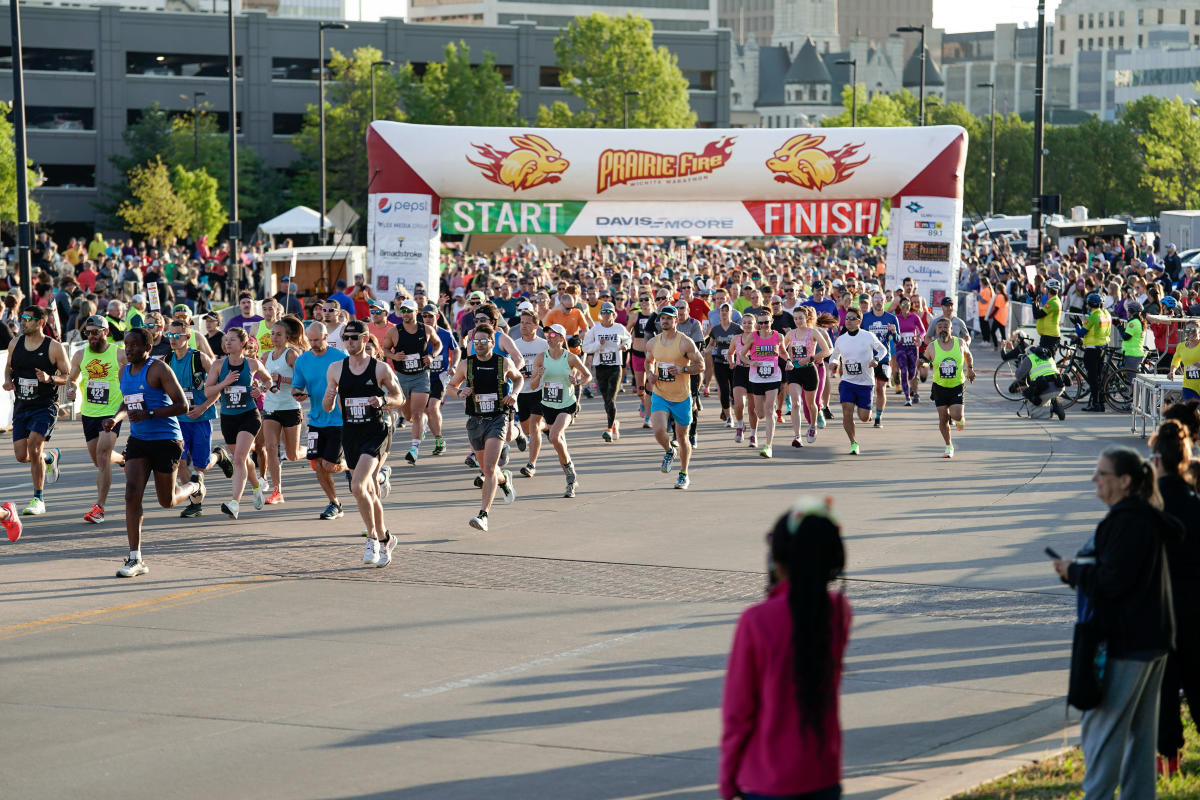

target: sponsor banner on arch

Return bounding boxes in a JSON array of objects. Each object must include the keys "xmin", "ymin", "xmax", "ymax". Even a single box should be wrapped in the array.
[
  {"xmin": 368, "ymin": 192, "xmax": 439, "ymax": 295},
  {"xmin": 885, "ymin": 195, "xmax": 962, "ymax": 301}
]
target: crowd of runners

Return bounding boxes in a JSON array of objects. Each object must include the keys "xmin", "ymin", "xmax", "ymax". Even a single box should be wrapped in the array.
[{"xmin": 7, "ymin": 234, "xmax": 1197, "ymax": 579}]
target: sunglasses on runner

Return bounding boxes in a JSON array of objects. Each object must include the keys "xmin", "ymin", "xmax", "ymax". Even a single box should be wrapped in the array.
[
  {"xmin": 342, "ymin": 334, "xmax": 361, "ymax": 341},
  {"xmin": 85, "ymin": 327, "xmax": 106, "ymax": 335},
  {"xmin": 370, "ymin": 308, "xmax": 387, "ymax": 315},
  {"xmin": 472, "ymin": 337, "xmax": 492, "ymax": 346},
  {"xmin": 165, "ymin": 332, "xmax": 187, "ymax": 340},
  {"xmin": 399, "ymin": 309, "xmax": 414, "ymax": 314},
  {"xmin": 145, "ymin": 323, "xmax": 160, "ymax": 329},
  {"xmin": 20, "ymin": 314, "xmax": 34, "ymax": 321}
]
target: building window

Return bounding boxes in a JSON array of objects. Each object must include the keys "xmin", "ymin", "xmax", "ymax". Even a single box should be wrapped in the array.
[
  {"xmin": 1088, "ymin": 38, "xmax": 1093, "ymax": 49},
  {"xmin": 1158, "ymin": 9, "xmax": 1164, "ymax": 24},
  {"xmin": 27, "ymin": 106, "xmax": 94, "ymax": 131},
  {"xmin": 1097, "ymin": 13, "xmax": 1103, "ymax": 28},
  {"xmin": 1078, "ymin": 39, "xmax": 1084, "ymax": 51},
  {"xmin": 1138, "ymin": 34, "xmax": 1143, "ymax": 47},
  {"xmin": 0, "ymin": 47, "xmax": 94, "ymax": 73},
  {"xmin": 1119, "ymin": 36, "xmax": 1124, "ymax": 48},
  {"xmin": 539, "ymin": 65, "xmax": 561, "ymax": 87},
  {"xmin": 273, "ymin": 113, "xmax": 304, "ymax": 135},
  {"xmin": 127, "ymin": 52, "xmax": 240, "ymax": 78},
  {"xmin": 1060, "ymin": 40, "xmax": 1065, "ymax": 54},
  {"xmin": 271, "ymin": 58, "xmax": 320, "ymax": 80},
  {"xmin": 1119, "ymin": 11, "xmax": 1124, "ymax": 26},
  {"xmin": 1108, "ymin": 11, "xmax": 1114, "ymax": 26},
  {"xmin": 1108, "ymin": 37, "xmax": 1113, "ymax": 48},
  {"xmin": 1137, "ymin": 9, "xmax": 1143, "ymax": 26},
  {"xmin": 1182, "ymin": 9, "xmax": 1187, "ymax": 25},
  {"xmin": 1078, "ymin": 14, "xmax": 1084, "ymax": 28},
  {"xmin": 1088, "ymin": 13, "xmax": 1093, "ymax": 28},
  {"xmin": 1060, "ymin": 15, "xmax": 1066, "ymax": 30},
  {"xmin": 38, "ymin": 164, "xmax": 95, "ymax": 188},
  {"xmin": 1196, "ymin": 10, "xmax": 1200, "ymax": 25}
]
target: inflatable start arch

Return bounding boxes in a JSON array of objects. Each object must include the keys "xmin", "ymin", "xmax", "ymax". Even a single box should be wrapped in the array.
[{"xmin": 366, "ymin": 122, "xmax": 967, "ymax": 304}]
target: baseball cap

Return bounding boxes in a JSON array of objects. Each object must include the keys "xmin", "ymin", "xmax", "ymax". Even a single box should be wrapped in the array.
[
  {"xmin": 280, "ymin": 275, "xmax": 291, "ymax": 282},
  {"xmin": 421, "ymin": 303, "xmax": 439, "ymax": 315},
  {"xmin": 399, "ymin": 299, "xmax": 417, "ymax": 312},
  {"xmin": 369, "ymin": 300, "xmax": 388, "ymax": 312},
  {"xmin": 600, "ymin": 301, "xmax": 616, "ymax": 313},
  {"xmin": 658, "ymin": 305, "xmax": 679, "ymax": 318},
  {"xmin": 84, "ymin": 315, "xmax": 107, "ymax": 330},
  {"xmin": 172, "ymin": 304, "xmax": 192, "ymax": 318},
  {"xmin": 940, "ymin": 297, "xmax": 955, "ymax": 306},
  {"xmin": 454, "ymin": 287, "xmax": 466, "ymax": 297},
  {"xmin": 517, "ymin": 300, "xmax": 535, "ymax": 314},
  {"xmin": 343, "ymin": 320, "xmax": 367, "ymax": 335},
  {"xmin": 468, "ymin": 290, "xmax": 486, "ymax": 302},
  {"xmin": 545, "ymin": 323, "xmax": 568, "ymax": 338},
  {"xmin": 719, "ymin": 301, "xmax": 732, "ymax": 310}
]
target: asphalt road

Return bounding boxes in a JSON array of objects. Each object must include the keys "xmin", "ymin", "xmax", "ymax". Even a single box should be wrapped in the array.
[{"xmin": 0, "ymin": 348, "xmax": 1140, "ymax": 799}]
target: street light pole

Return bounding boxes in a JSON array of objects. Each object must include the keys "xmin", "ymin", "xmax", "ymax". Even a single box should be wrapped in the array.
[
  {"xmin": 835, "ymin": 58, "xmax": 857, "ymax": 127},
  {"xmin": 319, "ymin": 22, "xmax": 349, "ymax": 247},
  {"xmin": 1031, "ymin": 0, "xmax": 1047, "ymax": 263},
  {"xmin": 370, "ymin": 59, "xmax": 394, "ymax": 122},
  {"xmin": 192, "ymin": 90, "xmax": 206, "ymax": 168},
  {"xmin": 228, "ymin": 1, "xmax": 240, "ymax": 293},
  {"xmin": 9, "ymin": 0, "xmax": 31, "ymax": 299},
  {"xmin": 977, "ymin": 81, "xmax": 995, "ymax": 217},
  {"xmin": 897, "ymin": 24, "xmax": 927, "ymax": 125},
  {"xmin": 623, "ymin": 90, "xmax": 641, "ymax": 129}
]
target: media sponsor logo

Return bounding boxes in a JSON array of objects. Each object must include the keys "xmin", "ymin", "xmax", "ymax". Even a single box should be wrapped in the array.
[
  {"xmin": 592, "ymin": 215, "xmax": 734, "ymax": 230},
  {"xmin": 376, "ymin": 196, "xmax": 430, "ymax": 214},
  {"xmin": 466, "ymin": 134, "xmax": 569, "ymax": 192},
  {"xmin": 596, "ymin": 137, "xmax": 735, "ymax": 194},
  {"xmin": 765, "ymin": 134, "xmax": 868, "ymax": 190},
  {"xmin": 744, "ymin": 199, "xmax": 880, "ymax": 235}
]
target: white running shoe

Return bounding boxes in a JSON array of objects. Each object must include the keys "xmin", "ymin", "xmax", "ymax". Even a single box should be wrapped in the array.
[
  {"xmin": 805, "ymin": 426, "xmax": 817, "ymax": 444},
  {"xmin": 499, "ymin": 470, "xmax": 516, "ymax": 504},
  {"xmin": 221, "ymin": 500, "xmax": 240, "ymax": 519},
  {"xmin": 45, "ymin": 448, "xmax": 61, "ymax": 484},
  {"xmin": 21, "ymin": 498, "xmax": 45, "ymax": 516},
  {"xmin": 253, "ymin": 486, "xmax": 265, "ymax": 510},
  {"xmin": 363, "ymin": 539, "xmax": 380, "ymax": 566},
  {"xmin": 116, "ymin": 558, "xmax": 148, "ymax": 578},
  {"xmin": 469, "ymin": 513, "xmax": 489, "ymax": 532}
]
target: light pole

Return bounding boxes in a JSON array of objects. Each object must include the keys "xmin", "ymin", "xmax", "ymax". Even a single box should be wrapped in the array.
[
  {"xmin": 835, "ymin": 58, "xmax": 857, "ymax": 127},
  {"xmin": 977, "ymin": 81, "xmax": 995, "ymax": 217},
  {"xmin": 897, "ymin": 24, "xmax": 926, "ymax": 125},
  {"xmin": 319, "ymin": 21, "xmax": 349, "ymax": 247},
  {"xmin": 1031, "ymin": 0, "xmax": 1047, "ymax": 263},
  {"xmin": 188, "ymin": 90, "xmax": 207, "ymax": 167},
  {"xmin": 228, "ymin": 1, "xmax": 240, "ymax": 293},
  {"xmin": 9, "ymin": 0, "xmax": 32, "ymax": 299},
  {"xmin": 370, "ymin": 59, "xmax": 394, "ymax": 122},
  {"xmin": 623, "ymin": 90, "xmax": 641, "ymax": 129}
]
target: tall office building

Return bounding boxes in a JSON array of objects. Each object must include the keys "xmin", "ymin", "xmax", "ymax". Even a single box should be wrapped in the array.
[
  {"xmin": 409, "ymin": 0, "xmax": 718, "ymax": 32},
  {"xmin": 838, "ymin": 0, "xmax": 933, "ymax": 61}
]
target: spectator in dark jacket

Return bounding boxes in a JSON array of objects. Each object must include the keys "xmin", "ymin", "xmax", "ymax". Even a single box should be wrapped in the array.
[
  {"xmin": 1053, "ymin": 445, "xmax": 1178, "ymax": 799},
  {"xmin": 1149, "ymin": 419, "xmax": 1200, "ymax": 775}
]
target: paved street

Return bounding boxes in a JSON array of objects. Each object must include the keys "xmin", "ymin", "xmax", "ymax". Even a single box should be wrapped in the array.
[{"xmin": 1, "ymin": 348, "xmax": 1137, "ymax": 799}]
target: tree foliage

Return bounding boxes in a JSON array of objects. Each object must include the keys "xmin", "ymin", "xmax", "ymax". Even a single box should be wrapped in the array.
[
  {"xmin": 289, "ymin": 44, "xmax": 520, "ymax": 228},
  {"xmin": 1136, "ymin": 95, "xmax": 1200, "ymax": 211},
  {"xmin": 536, "ymin": 13, "xmax": 696, "ymax": 128},
  {"xmin": 117, "ymin": 157, "xmax": 193, "ymax": 242},
  {"xmin": 0, "ymin": 102, "xmax": 40, "ymax": 224},
  {"xmin": 170, "ymin": 164, "xmax": 223, "ymax": 241}
]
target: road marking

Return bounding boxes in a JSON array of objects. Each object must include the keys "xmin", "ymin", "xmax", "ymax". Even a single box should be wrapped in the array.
[
  {"xmin": 403, "ymin": 622, "xmax": 689, "ymax": 699},
  {"xmin": 0, "ymin": 577, "xmax": 278, "ymax": 640}
]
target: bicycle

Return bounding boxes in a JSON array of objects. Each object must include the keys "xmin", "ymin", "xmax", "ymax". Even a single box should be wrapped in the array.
[{"xmin": 993, "ymin": 332, "xmax": 1033, "ymax": 402}]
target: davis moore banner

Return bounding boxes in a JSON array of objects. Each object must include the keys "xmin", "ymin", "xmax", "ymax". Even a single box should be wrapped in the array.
[{"xmin": 440, "ymin": 198, "xmax": 883, "ymax": 237}]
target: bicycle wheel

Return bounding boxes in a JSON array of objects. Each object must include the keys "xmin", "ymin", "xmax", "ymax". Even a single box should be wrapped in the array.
[
  {"xmin": 1104, "ymin": 371, "xmax": 1133, "ymax": 413},
  {"xmin": 1060, "ymin": 366, "xmax": 1087, "ymax": 409},
  {"xmin": 993, "ymin": 360, "xmax": 1023, "ymax": 401}
]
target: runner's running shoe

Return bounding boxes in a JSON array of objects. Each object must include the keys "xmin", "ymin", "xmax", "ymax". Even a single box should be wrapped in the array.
[
  {"xmin": 849, "ymin": 442, "xmax": 860, "ymax": 456},
  {"xmin": 21, "ymin": 498, "xmax": 45, "ymax": 516},
  {"xmin": 116, "ymin": 558, "xmax": 148, "ymax": 578},
  {"xmin": 212, "ymin": 446, "xmax": 234, "ymax": 478},
  {"xmin": 469, "ymin": 512, "xmax": 489, "ymax": 532},
  {"xmin": 84, "ymin": 503, "xmax": 105, "ymax": 524},
  {"xmin": 265, "ymin": 488, "xmax": 284, "ymax": 505},
  {"xmin": 675, "ymin": 472, "xmax": 690, "ymax": 490},
  {"xmin": 222, "ymin": 500, "xmax": 240, "ymax": 519},
  {"xmin": 660, "ymin": 447, "xmax": 676, "ymax": 474},
  {"xmin": 363, "ymin": 539, "xmax": 379, "ymax": 566},
  {"xmin": 377, "ymin": 534, "xmax": 397, "ymax": 568},
  {"xmin": 320, "ymin": 501, "xmax": 343, "ymax": 520},
  {"xmin": 432, "ymin": 437, "xmax": 446, "ymax": 456},
  {"xmin": 44, "ymin": 448, "xmax": 61, "ymax": 484},
  {"xmin": 944, "ymin": 445, "xmax": 954, "ymax": 458},
  {"xmin": 2, "ymin": 502, "xmax": 22, "ymax": 542},
  {"xmin": 499, "ymin": 470, "xmax": 516, "ymax": 503}
]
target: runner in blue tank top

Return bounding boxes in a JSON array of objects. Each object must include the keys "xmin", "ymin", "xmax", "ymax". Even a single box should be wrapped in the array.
[{"xmin": 107, "ymin": 327, "xmax": 203, "ymax": 579}]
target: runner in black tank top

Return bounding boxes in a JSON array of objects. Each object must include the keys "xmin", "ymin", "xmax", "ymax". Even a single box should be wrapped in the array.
[
  {"xmin": 323, "ymin": 320, "xmax": 403, "ymax": 567},
  {"xmin": 5, "ymin": 306, "xmax": 71, "ymax": 516}
]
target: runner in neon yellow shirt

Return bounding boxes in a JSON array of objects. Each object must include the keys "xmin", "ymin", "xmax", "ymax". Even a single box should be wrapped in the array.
[{"xmin": 1169, "ymin": 322, "xmax": 1200, "ymax": 402}]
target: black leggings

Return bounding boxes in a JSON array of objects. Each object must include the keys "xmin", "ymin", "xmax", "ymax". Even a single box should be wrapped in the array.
[
  {"xmin": 1084, "ymin": 346, "xmax": 1104, "ymax": 405},
  {"xmin": 595, "ymin": 364, "xmax": 621, "ymax": 427},
  {"xmin": 713, "ymin": 361, "xmax": 733, "ymax": 410},
  {"xmin": 689, "ymin": 374, "xmax": 702, "ymax": 438},
  {"xmin": 1159, "ymin": 640, "xmax": 1200, "ymax": 755}
]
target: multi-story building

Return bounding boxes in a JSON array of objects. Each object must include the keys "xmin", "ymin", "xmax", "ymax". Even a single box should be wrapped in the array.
[
  {"xmin": 1055, "ymin": 0, "xmax": 1200, "ymax": 63},
  {"xmin": 837, "ymin": 0, "xmax": 933, "ymax": 63},
  {"xmin": 0, "ymin": 5, "xmax": 730, "ymax": 234},
  {"xmin": 1114, "ymin": 27, "xmax": 1200, "ymax": 108},
  {"xmin": 941, "ymin": 24, "xmax": 1071, "ymax": 118},
  {"xmin": 718, "ymin": 0, "xmax": 776, "ymax": 46},
  {"xmin": 409, "ymin": 0, "xmax": 718, "ymax": 32}
]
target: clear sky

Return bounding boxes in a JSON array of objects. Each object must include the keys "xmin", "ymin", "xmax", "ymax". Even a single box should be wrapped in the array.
[{"xmin": 934, "ymin": 1, "xmax": 1062, "ymax": 34}]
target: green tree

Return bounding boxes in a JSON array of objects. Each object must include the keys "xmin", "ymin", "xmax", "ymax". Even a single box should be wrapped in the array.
[
  {"xmin": 170, "ymin": 164, "xmax": 223, "ymax": 241},
  {"xmin": 0, "ymin": 102, "xmax": 41, "ymax": 225},
  {"xmin": 536, "ymin": 13, "xmax": 696, "ymax": 128},
  {"xmin": 117, "ymin": 156, "xmax": 193, "ymax": 242},
  {"xmin": 397, "ymin": 42, "xmax": 520, "ymax": 126},
  {"xmin": 1136, "ymin": 96, "xmax": 1200, "ymax": 212}
]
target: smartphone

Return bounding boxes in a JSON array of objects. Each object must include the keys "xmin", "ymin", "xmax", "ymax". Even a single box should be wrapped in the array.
[{"xmin": 1044, "ymin": 547, "xmax": 1061, "ymax": 560}]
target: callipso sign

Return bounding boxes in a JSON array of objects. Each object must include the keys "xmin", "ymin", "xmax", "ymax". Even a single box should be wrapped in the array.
[{"xmin": 367, "ymin": 123, "xmax": 968, "ymax": 302}]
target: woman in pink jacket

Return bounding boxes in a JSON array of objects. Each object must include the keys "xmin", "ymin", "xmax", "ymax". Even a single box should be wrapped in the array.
[{"xmin": 720, "ymin": 498, "xmax": 852, "ymax": 800}]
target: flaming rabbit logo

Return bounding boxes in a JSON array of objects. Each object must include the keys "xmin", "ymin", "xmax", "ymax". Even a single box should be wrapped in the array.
[
  {"xmin": 765, "ymin": 134, "xmax": 868, "ymax": 190},
  {"xmin": 84, "ymin": 358, "xmax": 112, "ymax": 379},
  {"xmin": 467, "ymin": 134, "xmax": 570, "ymax": 192}
]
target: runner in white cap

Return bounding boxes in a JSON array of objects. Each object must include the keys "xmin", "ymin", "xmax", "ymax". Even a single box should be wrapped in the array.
[
  {"xmin": 581, "ymin": 300, "xmax": 631, "ymax": 442},
  {"xmin": 530, "ymin": 323, "xmax": 592, "ymax": 497}
]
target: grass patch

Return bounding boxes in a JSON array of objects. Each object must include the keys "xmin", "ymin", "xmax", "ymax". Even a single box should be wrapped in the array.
[{"xmin": 951, "ymin": 707, "xmax": 1197, "ymax": 800}]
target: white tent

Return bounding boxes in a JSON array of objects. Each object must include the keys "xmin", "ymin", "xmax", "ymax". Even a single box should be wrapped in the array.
[{"xmin": 258, "ymin": 206, "xmax": 330, "ymax": 235}]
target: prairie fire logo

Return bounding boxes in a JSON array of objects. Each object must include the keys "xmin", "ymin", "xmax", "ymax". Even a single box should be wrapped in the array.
[
  {"xmin": 597, "ymin": 137, "xmax": 735, "ymax": 193},
  {"xmin": 84, "ymin": 358, "xmax": 112, "ymax": 380},
  {"xmin": 466, "ymin": 134, "xmax": 569, "ymax": 192},
  {"xmin": 765, "ymin": 134, "xmax": 868, "ymax": 190}
]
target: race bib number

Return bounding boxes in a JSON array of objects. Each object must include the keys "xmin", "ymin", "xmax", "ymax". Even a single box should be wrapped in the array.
[
  {"xmin": 521, "ymin": 364, "xmax": 533, "ymax": 378},
  {"xmin": 790, "ymin": 344, "xmax": 807, "ymax": 360},
  {"xmin": 345, "ymin": 396, "xmax": 371, "ymax": 422},
  {"xmin": 1186, "ymin": 365, "xmax": 1200, "ymax": 380},
  {"xmin": 306, "ymin": 430, "xmax": 320, "ymax": 458},
  {"xmin": 599, "ymin": 351, "xmax": 618, "ymax": 366},
  {"xmin": 224, "ymin": 385, "xmax": 247, "ymax": 408},
  {"xmin": 843, "ymin": 362, "xmax": 863, "ymax": 376},
  {"xmin": 939, "ymin": 359, "xmax": 958, "ymax": 379},
  {"xmin": 475, "ymin": 392, "xmax": 498, "ymax": 413},
  {"xmin": 86, "ymin": 379, "xmax": 110, "ymax": 405},
  {"xmin": 404, "ymin": 356, "xmax": 420, "ymax": 372},
  {"xmin": 125, "ymin": 392, "xmax": 145, "ymax": 413},
  {"xmin": 756, "ymin": 363, "xmax": 777, "ymax": 379},
  {"xmin": 543, "ymin": 382, "xmax": 564, "ymax": 404},
  {"xmin": 901, "ymin": 332, "xmax": 915, "ymax": 346},
  {"xmin": 16, "ymin": 377, "xmax": 36, "ymax": 400},
  {"xmin": 656, "ymin": 364, "xmax": 675, "ymax": 382}
]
